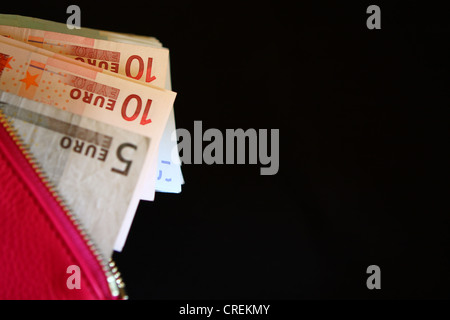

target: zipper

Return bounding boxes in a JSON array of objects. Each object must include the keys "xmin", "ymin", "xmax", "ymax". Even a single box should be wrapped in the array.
[{"xmin": 0, "ymin": 109, "xmax": 128, "ymax": 300}]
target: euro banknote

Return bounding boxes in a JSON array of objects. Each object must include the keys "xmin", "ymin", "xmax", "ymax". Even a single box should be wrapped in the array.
[
  {"xmin": 0, "ymin": 24, "xmax": 169, "ymax": 88},
  {"xmin": 0, "ymin": 15, "xmax": 184, "ymax": 196},
  {"xmin": 0, "ymin": 14, "xmax": 162, "ymax": 46},
  {"xmin": 0, "ymin": 36, "xmax": 176, "ymax": 250},
  {"xmin": 0, "ymin": 90, "xmax": 149, "ymax": 257}
]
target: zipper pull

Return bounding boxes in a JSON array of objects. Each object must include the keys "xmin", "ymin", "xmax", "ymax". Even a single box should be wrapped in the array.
[{"xmin": 107, "ymin": 260, "xmax": 128, "ymax": 300}]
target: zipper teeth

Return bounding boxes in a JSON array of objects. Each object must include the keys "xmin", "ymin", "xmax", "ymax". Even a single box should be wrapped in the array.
[{"xmin": 0, "ymin": 110, "xmax": 128, "ymax": 300}]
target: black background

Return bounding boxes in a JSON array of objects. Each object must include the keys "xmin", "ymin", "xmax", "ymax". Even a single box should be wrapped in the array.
[{"xmin": 3, "ymin": 0, "xmax": 449, "ymax": 299}]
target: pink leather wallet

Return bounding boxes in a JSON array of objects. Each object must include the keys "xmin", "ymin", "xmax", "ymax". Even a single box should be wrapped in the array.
[{"xmin": 0, "ymin": 109, "xmax": 126, "ymax": 300}]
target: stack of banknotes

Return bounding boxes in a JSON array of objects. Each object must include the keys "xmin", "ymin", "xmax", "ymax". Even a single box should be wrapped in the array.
[{"xmin": 0, "ymin": 14, "xmax": 183, "ymax": 258}]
